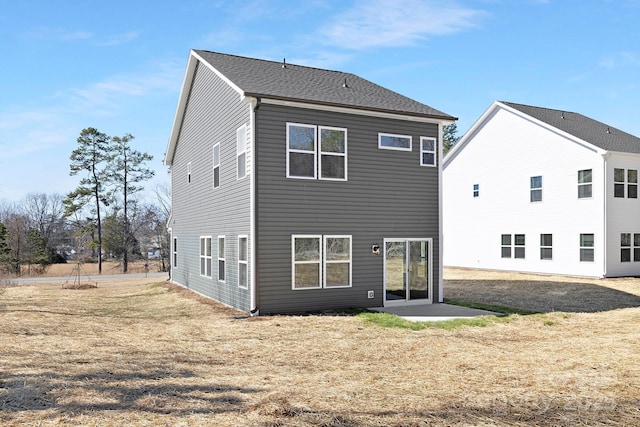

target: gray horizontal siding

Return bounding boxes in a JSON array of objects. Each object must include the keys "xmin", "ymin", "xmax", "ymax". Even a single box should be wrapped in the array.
[
  {"xmin": 255, "ymin": 104, "xmax": 440, "ymax": 314},
  {"xmin": 170, "ymin": 61, "xmax": 252, "ymax": 311}
]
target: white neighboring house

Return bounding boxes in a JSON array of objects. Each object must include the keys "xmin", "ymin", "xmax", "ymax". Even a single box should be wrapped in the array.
[{"xmin": 443, "ymin": 101, "xmax": 640, "ymax": 278}]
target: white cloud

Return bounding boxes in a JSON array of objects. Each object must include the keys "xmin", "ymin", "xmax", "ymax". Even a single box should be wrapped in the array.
[
  {"xmin": 97, "ymin": 31, "xmax": 142, "ymax": 46},
  {"xmin": 320, "ymin": 0, "xmax": 486, "ymax": 49},
  {"xmin": 599, "ymin": 51, "xmax": 640, "ymax": 70}
]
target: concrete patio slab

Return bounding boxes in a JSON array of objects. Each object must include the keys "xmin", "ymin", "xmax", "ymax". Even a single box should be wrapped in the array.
[{"xmin": 370, "ymin": 303, "xmax": 502, "ymax": 322}]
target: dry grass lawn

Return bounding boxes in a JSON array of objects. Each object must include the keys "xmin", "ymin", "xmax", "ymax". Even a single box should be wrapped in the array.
[{"xmin": 1, "ymin": 269, "xmax": 640, "ymax": 426}]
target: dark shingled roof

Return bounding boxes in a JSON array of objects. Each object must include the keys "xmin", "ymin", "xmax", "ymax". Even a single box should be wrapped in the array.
[
  {"xmin": 194, "ymin": 50, "xmax": 456, "ymax": 120},
  {"xmin": 503, "ymin": 101, "xmax": 640, "ymax": 154}
]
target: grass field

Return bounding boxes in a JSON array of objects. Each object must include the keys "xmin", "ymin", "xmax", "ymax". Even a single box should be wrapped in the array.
[{"xmin": 1, "ymin": 269, "xmax": 640, "ymax": 426}]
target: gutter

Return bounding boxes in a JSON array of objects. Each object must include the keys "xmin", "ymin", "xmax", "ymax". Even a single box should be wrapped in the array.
[
  {"xmin": 602, "ymin": 152, "xmax": 609, "ymax": 278},
  {"xmin": 249, "ymin": 97, "xmax": 259, "ymax": 315}
]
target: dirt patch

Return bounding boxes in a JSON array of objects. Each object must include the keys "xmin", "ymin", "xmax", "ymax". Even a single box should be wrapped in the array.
[{"xmin": 444, "ymin": 267, "xmax": 640, "ymax": 313}]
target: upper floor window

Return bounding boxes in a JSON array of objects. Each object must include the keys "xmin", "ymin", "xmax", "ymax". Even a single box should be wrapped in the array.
[
  {"xmin": 614, "ymin": 168, "xmax": 637, "ymax": 198},
  {"xmin": 287, "ymin": 123, "xmax": 347, "ymax": 180},
  {"xmin": 473, "ymin": 183, "xmax": 479, "ymax": 198},
  {"xmin": 237, "ymin": 125, "xmax": 247, "ymax": 180},
  {"xmin": 530, "ymin": 176, "xmax": 542, "ymax": 202},
  {"xmin": 379, "ymin": 133, "xmax": 412, "ymax": 151},
  {"xmin": 213, "ymin": 144, "xmax": 220, "ymax": 189},
  {"xmin": 420, "ymin": 137, "xmax": 436, "ymax": 166},
  {"xmin": 578, "ymin": 169, "xmax": 592, "ymax": 198}
]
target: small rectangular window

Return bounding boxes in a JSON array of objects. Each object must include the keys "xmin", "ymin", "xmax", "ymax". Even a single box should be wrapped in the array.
[
  {"xmin": 530, "ymin": 176, "xmax": 542, "ymax": 202},
  {"xmin": 237, "ymin": 125, "xmax": 247, "ymax": 179},
  {"xmin": 218, "ymin": 236, "xmax": 226, "ymax": 282},
  {"xmin": 378, "ymin": 133, "xmax": 412, "ymax": 151},
  {"xmin": 292, "ymin": 235, "xmax": 322, "ymax": 289},
  {"xmin": 540, "ymin": 234, "xmax": 553, "ymax": 260},
  {"xmin": 614, "ymin": 168, "xmax": 625, "ymax": 198},
  {"xmin": 621, "ymin": 233, "xmax": 632, "ymax": 263},
  {"xmin": 514, "ymin": 234, "xmax": 526, "ymax": 259},
  {"xmin": 200, "ymin": 236, "xmax": 212, "ymax": 277},
  {"xmin": 628, "ymin": 169, "xmax": 638, "ymax": 198},
  {"xmin": 319, "ymin": 126, "xmax": 347, "ymax": 180},
  {"xmin": 213, "ymin": 144, "xmax": 220, "ymax": 189},
  {"xmin": 634, "ymin": 234, "xmax": 640, "ymax": 262},
  {"xmin": 238, "ymin": 236, "xmax": 248, "ymax": 289},
  {"xmin": 580, "ymin": 234, "xmax": 595, "ymax": 262},
  {"xmin": 473, "ymin": 183, "xmax": 479, "ymax": 198},
  {"xmin": 287, "ymin": 123, "xmax": 317, "ymax": 179},
  {"xmin": 578, "ymin": 169, "xmax": 592, "ymax": 198},
  {"xmin": 172, "ymin": 237, "xmax": 178, "ymax": 268},
  {"xmin": 420, "ymin": 137, "xmax": 436, "ymax": 166},
  {"xmin": 501, "ymin": 234, "xmax": 511, "ymax": 258}
]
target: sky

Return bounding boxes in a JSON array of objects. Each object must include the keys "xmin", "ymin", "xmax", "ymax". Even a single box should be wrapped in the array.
[{"xmin": 1, "ymin": 0, "xmax": 639, "ymax": 203}]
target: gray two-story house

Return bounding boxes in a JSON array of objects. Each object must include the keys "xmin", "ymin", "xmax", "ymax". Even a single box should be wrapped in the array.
[{"xmin": 164, "ymin": 50, "xmax": 456, "ymax": 314}]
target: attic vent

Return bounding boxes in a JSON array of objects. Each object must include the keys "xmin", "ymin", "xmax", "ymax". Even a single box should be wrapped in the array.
[
  {"xmin": 561, "ymin": 111, "xmax": 565, "ymax": 119},
  {"xmin": 607, "ymin": 127, "xmax": 611, "ymax": 134},
  {"xmin": 282, "ymin": 58, "xmax": 286, "ymax": 69},
  {"xmin": 342, "ymin": 78, "xmax": 348, "ymax": 88}
]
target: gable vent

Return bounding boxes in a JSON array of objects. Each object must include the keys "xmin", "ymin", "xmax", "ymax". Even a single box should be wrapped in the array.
[
  {"xmin": 342, "ymin": 78, "xmax": 349, "ymax": 88},
  {"xmin": 282, "ymin": 58, "xmax": 287, "ymax": 69}
]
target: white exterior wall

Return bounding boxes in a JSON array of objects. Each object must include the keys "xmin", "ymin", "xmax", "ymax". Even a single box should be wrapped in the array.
[
  {"xmin": 605, "ymin": 152, "xmax": 640, "ymax": 277},
  {"xmin": 443, "ymin": 106, "xmax": 606, "ymax": 277}
]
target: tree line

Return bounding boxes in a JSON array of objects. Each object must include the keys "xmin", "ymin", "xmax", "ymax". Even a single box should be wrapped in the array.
[{"xmin": 0, "ymin": 128, "xmax": 170, "ymax": 276}]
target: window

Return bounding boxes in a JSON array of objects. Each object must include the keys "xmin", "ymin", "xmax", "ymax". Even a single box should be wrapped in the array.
[
  {"xmin": 540, "ymin": 234, "xmax": 553, "ymax": 260},
  {"xmin": 514, "ymin": 234, "xmax": 525, "ymax": 259},
  {"xmin": 580, "ymin": 234, "xmax": 594, "ymax": 262},
  {"xmin": 420, "ymin": 137, "xmax": 436, "ymax": 166},
  {"xmin": 217, "ymin": 236, "xmax": 225, "ymax": 282},
  {"xmin": 501, "ymin": 234, "xmax": 525, "ymax": 258},
  {"xmin": 213, "ymin": 144, "xmax": 220, "ymax": 189},
  {"xmin": 187, "ymin": 162, "xmax": 192, "ymax": 184},
  {"xmin": 292, "ymin": 235, "xmax": 322, "ymax": 289},
  {"xmin": 200, "ymin": 236, "xmax": 212, "ymax": 277},
  {"xmin": 473, "ymin": 183, "xmax": 479, "ymax": 198},
  {"xmin": 621, "ymin": 233, "xmax": 631, "ymax": 262},
  {"xmin": 578, "ymin": 169, "xmax": 592, "ymax": 198},
  {"xmin": 378, "ymin": 133, "xmax": 412, "ymax": 151},
  {"xmin": 614, "ymin": 168, "xmax": 625, "ymax": 197},
  {"xmin": 172, "ymin": 237, "xmax": 178, "ymax": 268},
  {"xmin": 530, "ymin": 176, "xmax": 542, "ymax": 202},
  {"xmin": 237, "ymin": 125, "xmax": 247, "ymax": 179},
  {"xmin": 629, "ymin": 169, "xmax": 638, "ymax": 198},
  {"xmin": 501, "ymin": 234, "xmax": 511, "ymax": 258},
  {"xmin": 287, "ymin": 123, "xmax": 347, "ymax": 180},
  {"xmin": 292, "ymin": 235, "xmax": 352, "ymax": 289},
  {"xmin": 238, "ymin": 236, "xmax": 248, "ymax": 289},
  {"xmin": 287, "ymin": 123, "xmax": 317, "ymax": 179},
  {"xmin": 324, "ymin": 236, "xmax": 352, "ymax": 288},
  {"xmin": 319, "ymin": 126, "xmax": 347, "ymax": 180}
]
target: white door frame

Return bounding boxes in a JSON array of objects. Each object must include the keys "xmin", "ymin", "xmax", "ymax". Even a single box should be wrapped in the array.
[{"xmin": 383, "ymin": 238, "xmax": 433, "ymax": 306}]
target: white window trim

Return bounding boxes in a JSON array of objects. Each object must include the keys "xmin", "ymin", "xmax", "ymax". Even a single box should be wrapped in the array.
[
  {"xmin": 420, "ymin": 136, "xmax": 437, "ymax": 167},
  {"xmin": 199, "ymin": 236, "xmax": 212, "ymax": 278},
  {"xmin": 213, "ymin": 144, "xmax": 220, "ymax": 189},
  {"xmin": 540, "ymin": 234, "xmax": 553, "ymax": 261},
  {"xmin": 580, "ymin": 233, "xmax": 595, "ymax": 263},
  {"xmin": 514, "ymin": 234, "xmax": 526, "ymax": 259},
  {"xmin": 378, "ymin": 132, "xmax": 412, "ymax": 152},
  {"xmin": 578, "ymin": 169, "xmax": 592, "ymax": 199},
  {"xmin": 172, "ymin": 237, "xmax": 178, "ymax": 269},
  {"xmin": 287, "ymin": 123, "xmax": 317, "ymax": 180},
  {"xmin": 319, "ymin": 125, "xmax": 348, "ymax": 181},
  {"xmin": 217, "ymin": 235, "xmax": 226, "ymax": 282},
  {"xmin": 238, "ymin": 235, "xmax": 249, "ymax": 289},
  {"xmin": 530, "ymin": 175, "xmax": 543, "ymax": 203},
  {"xmin": 291, "ymin": 234, "xmax": 322, "ymax": 290},
  {"xmin": 237, "ymin": 125, "xmax": 247, "ymax": 180},
  {"xmin": 323, "ymin": 235, "xmax": 352, "ymax": 288}
]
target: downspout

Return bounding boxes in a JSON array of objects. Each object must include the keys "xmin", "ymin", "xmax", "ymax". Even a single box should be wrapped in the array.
[
  {"xmin": 249, "ymin": 97, "xmax": 261, "ymax": 315},
  {"xmin": 438, "ymin": 122, "xmax": 444, "ymax": 302},
  {"xmin": 602, "ymin": 152, "xmax": 609, "ymax": 278}
]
